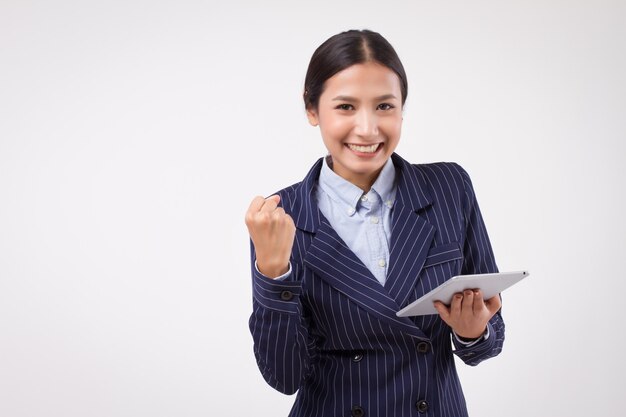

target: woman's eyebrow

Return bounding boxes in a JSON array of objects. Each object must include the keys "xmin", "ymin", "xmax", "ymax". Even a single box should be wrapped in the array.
[{"xmin": 332, "ymin": 94, "xmax": 398, "ymax": 102}]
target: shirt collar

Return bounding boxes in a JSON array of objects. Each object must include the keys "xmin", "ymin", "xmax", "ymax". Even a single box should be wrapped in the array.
[
  {"xmin": 370, "ymin": 157, "xmax": 397, "ymax": 207},
  {"xmin": 318, "ymin": 155, "xmax": 397, "ymax": 212}
]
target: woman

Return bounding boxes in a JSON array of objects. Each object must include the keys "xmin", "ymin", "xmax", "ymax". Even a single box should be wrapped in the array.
[{"xmin": 245, "ymin": 29, "xmax": 503, "ymax": 417}]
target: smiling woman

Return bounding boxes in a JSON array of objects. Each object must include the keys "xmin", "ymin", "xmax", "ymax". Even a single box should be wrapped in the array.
[
  {"xmin": 244, "ymin": 29, "xmax": 503, "ymax": 417},
  {"xmin": 305, "ymin": 61, "xmax": 403, "ymax": 191}
]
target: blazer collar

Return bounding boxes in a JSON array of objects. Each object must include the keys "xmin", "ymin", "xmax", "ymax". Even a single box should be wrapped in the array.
[{"xmin": 389, "ymin": 153, "xmax": 433, "ymax": 214}]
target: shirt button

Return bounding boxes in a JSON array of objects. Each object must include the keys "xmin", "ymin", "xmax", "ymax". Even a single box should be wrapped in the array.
[
  {"xmin": 347, "ymin": 207, "xmax": 356, "ymax": 215},
  {"xmin": 370, "ymin": 217, "xmax": 379, "ymax": 224},
  {"xmin": 386, "ymin": 200, "xmax": 393, "ymax": 208},
  {"xmin": 378, "ymin": 259, "xmax": 386, "ymax": 267},
  {"xmin": 360, "ymin": 195, "xmax": 368, "ymax": 202}
]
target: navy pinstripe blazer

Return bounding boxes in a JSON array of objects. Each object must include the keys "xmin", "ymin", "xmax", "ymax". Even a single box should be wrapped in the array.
[{"xmin": 249, "ymin": 153, "xmax": 503, "ymax": 417}]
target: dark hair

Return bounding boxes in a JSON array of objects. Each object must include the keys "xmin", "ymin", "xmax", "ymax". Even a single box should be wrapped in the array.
[{"xmin": 303, "ymin": 29, "xmax": 408, "ymax": 111}]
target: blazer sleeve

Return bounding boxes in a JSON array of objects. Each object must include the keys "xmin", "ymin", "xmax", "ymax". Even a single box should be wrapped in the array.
[
  {"xmin": 248, "ymin": 240, "xmax": 317, "ymax": 395},
  {"xmin": 451, "ymin": 163, "xmax": 505, "ymax": 366}
]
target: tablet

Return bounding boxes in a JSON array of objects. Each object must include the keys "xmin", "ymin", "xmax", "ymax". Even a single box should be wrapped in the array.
[{"xmin": 396, "ymin": 270, "xmax": 529, "ymax": 317}]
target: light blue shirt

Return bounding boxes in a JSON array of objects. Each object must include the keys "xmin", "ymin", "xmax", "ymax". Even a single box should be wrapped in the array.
[{"xmin": 315, "ymin": 155, "xmax": 396, "ymax": 285}]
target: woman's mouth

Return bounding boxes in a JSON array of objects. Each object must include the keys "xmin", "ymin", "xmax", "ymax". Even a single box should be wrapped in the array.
[{"xmin": 346, "ymin": 143, "xmax": 382, "ymax": 154}]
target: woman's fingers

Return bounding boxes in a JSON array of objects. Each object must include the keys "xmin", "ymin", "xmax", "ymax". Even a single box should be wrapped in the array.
[
  {"xmin": 461, "ymin": 290, "xmax": 474, "ymax": 314},
  {"xmin": 434, "ymin": 301, "xmax": 451, "ymax": 322},
  {"xmin": 484, "ymin": 294, "xmax": 502, "ymax": 315},
  {"xmin": 450, "ymin": 293, "xmax": 463, "ymax": 317},
  {"xmin": 472, "ymin": 289, "xmax": 485, "ymax": 316},
  {"xmin": 247, "ymin": 195, "xmax": 267, "ymax": 214},
  {"xmin": 246, "ymin": 194, "xmax": 280, "ymax": 217},
  {"xmin": 259, "ymin": 194, "xmax": 280, "ymax": 212},
  {"xmin": 434, "ymin": 289, "xmax": 495, "ymax": 339}
]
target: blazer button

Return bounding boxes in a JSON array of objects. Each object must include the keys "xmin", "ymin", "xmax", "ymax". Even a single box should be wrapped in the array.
[
  {"xmin": 415, "ymin": 400, "xmax": 429, "ymax": 413},
  {"xmin": 352, "ymin": 353, "xmax": 364, "ymax": 362},
  {"xmin": 351, "ymin": 405, "xmax": 365, "ymax": 417},
  {"xmin": 416, "ymin": 342, "xmax": 430, "ymax": 354},
  {"xmin": 280, "ymin": 290, "xmax": 293, "ymax": 301}
]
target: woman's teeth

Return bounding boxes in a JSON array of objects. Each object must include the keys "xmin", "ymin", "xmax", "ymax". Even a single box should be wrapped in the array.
[{"xmin": 347, "ymin": 143, "xmax": 379, "ymax": 153}]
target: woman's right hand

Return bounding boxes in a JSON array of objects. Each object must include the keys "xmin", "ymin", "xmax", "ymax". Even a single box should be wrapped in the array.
[{"xmin": 245, "ymin": 194, "xmax": 296, "ymax": 279}]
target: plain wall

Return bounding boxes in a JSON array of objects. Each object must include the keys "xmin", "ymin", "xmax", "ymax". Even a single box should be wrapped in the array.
[{"xmin": 1, "ymin": 1, "xmax": 624, "ymax": 416}]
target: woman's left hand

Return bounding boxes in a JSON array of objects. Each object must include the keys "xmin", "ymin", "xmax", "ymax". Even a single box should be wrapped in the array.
[{"xmin": 433, "ymin": 289, "xmax": 501, "ymax": 339}]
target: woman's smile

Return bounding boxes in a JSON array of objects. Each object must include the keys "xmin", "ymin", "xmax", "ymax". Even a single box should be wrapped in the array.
[
  {"xmin": 345, "ymin": 142, "xmax": 383, "ymax": 155},
  {"xmin": 346, "ymin": 143, "xmax": 383, "ymax": 155}
]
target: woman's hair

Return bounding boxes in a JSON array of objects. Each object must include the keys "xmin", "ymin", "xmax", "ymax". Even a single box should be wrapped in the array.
[{"xmin": 303, "ymin": 29, "xmax": 408, "ymax": 111}]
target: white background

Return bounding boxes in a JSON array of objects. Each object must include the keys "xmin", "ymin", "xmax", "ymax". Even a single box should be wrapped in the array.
[{"xmin": 1, "ymin": 1, "xmax": 625, "ymax": 416}]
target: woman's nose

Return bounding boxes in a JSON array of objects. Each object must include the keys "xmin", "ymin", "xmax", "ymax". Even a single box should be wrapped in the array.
[{"xmin": 354, "ymin": 109, "xmax": 378, "ymax": 137}]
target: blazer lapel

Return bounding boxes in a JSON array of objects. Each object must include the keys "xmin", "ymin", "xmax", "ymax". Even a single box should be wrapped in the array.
[
  {"xmin": 303, "ymin": 218, "xmax": 428, "ymax": 340},
  {"xmin": 384, "ymin": 154, "xmax": 436, "ymax": 309}
]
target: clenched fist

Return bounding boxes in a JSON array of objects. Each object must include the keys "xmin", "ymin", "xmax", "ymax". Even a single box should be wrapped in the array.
[{"xmin": 245, "ymin": 194, "xmax": 296, "ymax": 279}]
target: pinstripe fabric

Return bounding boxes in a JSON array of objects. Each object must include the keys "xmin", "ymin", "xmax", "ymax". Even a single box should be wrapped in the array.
[{"xmin": 249, "ymin": 153, "xmax": 503, "ymax": 417}]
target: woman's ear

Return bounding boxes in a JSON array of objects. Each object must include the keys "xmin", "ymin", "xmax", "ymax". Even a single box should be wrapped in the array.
[{"xmin": 306, "ymin": 107, "xmax": 319, "ymax": 127}]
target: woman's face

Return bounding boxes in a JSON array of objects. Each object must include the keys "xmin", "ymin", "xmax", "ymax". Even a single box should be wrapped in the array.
[{"xmin": 306, "ymin": 61, "xmax": 403, "ymax": 191}]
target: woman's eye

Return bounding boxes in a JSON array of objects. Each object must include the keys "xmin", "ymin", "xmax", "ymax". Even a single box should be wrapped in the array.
[
  {"xmin": 378, "ymin": 103, "xmax": 394, "ymax": 111},
  {"xmin": 336, "ymin": 104, "xmax": 354, "ymax": 111}
]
